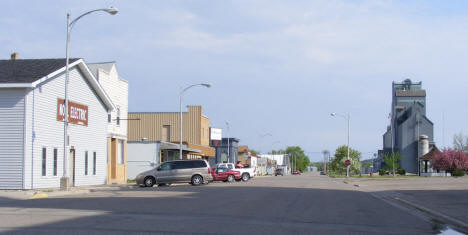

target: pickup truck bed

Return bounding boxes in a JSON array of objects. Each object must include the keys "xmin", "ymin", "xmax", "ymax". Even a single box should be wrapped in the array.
[{"xmin": 216, "ymin": 163, "xmax": 255, "ymax": 181}]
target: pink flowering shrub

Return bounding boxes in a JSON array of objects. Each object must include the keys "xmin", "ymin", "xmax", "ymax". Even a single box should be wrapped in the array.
[{"xmin": 431, "ymin": 148, "xmax": 468, "ymax": 173}]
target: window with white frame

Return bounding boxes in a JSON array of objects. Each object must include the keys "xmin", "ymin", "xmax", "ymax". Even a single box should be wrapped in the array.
[
  {"xmin": 116, "ymin": 107, "xmax": 120, "ymax": 126},
  {"xmin": 85, "ymin": 151, "xmax": 88, "ymax": 175},
  {"xmin": 93, "ymin": 152, "xmax": 97, "ymax": 175},
  {"xmin": 117, "ymin": 140, "xmax": 124, "ymax": 164},
  {"xmin": 42, "ymin": 147, "xmax": 47, "ymax": 176},
  {"xmin": 53, "ymin": 148, "xmax": 58, "ymax": 176}
]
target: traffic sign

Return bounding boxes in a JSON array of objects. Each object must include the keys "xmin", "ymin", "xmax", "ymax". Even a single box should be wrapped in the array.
[{"xmin": 345, "ymin": 160, "xmax": 351, "ymax": 166}]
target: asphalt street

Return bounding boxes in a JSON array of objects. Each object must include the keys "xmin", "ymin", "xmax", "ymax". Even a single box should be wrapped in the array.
[{"xmin": 0, "ymin": 174, "xmax": 446, "ymax": 234}]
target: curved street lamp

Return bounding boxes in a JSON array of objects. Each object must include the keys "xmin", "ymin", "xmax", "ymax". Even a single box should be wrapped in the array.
[
  {"xmin": 179, "ymin": 83, "xmax": 211, "ymax": 159},
  {"xmin": 62, "ymin": 7, "xmax": 118, "ymax": 190},
  {"xmin": 331, "ymin": 112, "xmax": 350, "ymax": 177}
]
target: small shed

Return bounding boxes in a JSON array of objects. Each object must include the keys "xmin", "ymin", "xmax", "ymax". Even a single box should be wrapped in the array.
[{"xmin": 419, "ymin": 146, "xmax": 450, "ymax": 176}]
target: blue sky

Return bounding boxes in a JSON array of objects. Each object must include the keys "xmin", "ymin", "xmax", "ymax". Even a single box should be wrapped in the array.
[{"xmin": 2, "ymin": 0, "xmax": 468, "ymax": 161}]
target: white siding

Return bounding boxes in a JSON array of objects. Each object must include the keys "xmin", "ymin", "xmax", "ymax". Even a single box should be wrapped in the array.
[
  {"xmin": 97, "ymin": 65, "xmax": 128, "ymax": 139},
  {"xmin": 0, "ymin": 89, "xmax": 25, "ymax": 189},
  {"xmin": 24, "ymin": 67, "xmax": 109, "ymax": 189}
]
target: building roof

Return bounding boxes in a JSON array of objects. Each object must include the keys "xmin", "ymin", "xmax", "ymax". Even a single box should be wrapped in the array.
[
  {"xmin": 238, "ymin": 145, "xmax": 249, "ymax": 153},
  {"xmin": 420, "ymin": 146, "xmax": 441, "ymax": 161},
  {"xmin": 0, "ymin": 58, "xmax": 80, "ymax": 83},
  {"xmin": 0, "ymin": 58, "xmax": 115, "ymax": 111},
  {"xmin": 87, "ymin": 62, "xmax": 115, "ymax": 79},
  {"xmin": 395, "ymin": 90, "xmax": 426, "ymax": 97}
]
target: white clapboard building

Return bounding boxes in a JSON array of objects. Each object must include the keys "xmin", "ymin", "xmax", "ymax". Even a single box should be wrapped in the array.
[{"xmin": 0, "ymin": 55, "xmax": 114, "ymax": 189}]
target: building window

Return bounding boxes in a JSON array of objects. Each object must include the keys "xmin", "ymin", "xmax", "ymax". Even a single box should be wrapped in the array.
[
  {"xmin": 93, "ymin": 152, "xmax": 97, "ymax": 175},
  {"xmin": 117, "ymin": 140, "xmax": 124, "ymax": 164},
  {"xmin": 42, "ymin": 148, "xmax": 47, "ymax": 176},
  {"xmin": 116, "ymin": 107, "xmax": 120, "ymax": 126},
  {"xmin": 108, "ymin": 113, "xmax": 111, "ymax": 123},
  {"xmin": 53, "ymin": 148, "xmax": 58, "ymax": 176},
  {"xmin": 85, "ymin": 151, "xmax": 88, "ymax": 175}
]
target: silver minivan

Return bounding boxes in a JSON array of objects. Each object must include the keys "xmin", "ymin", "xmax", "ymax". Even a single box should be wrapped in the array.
[{"xmin": 135, "ymin": 160, "xmax": 213, "ymax": 187}]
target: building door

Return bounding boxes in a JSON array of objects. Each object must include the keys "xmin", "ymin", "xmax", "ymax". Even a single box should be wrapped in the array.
[
  {"xmin": 111, "ymin": 138, "xmax": 117, "ymax": 179},
  {"xmin": 69, "ymin": 149, "xmax": 75, "ymax": 186},
  {"xmin": 162, "ymin": 125, "xmax": 170, "ymax": 142}
]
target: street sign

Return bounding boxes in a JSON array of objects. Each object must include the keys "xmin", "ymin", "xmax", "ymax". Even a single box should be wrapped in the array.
[{"xmin": 345, "ymin": 160, "xmax": 351, "ymax": 166}]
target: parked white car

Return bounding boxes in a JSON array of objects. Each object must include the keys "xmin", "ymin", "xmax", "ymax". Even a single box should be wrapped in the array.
[{"xmin": 215, "ymin": 163, "xmax": 256, "ymax": 181}]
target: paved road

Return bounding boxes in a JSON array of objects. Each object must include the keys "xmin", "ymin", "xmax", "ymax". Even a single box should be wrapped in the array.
[{"xmin": 0, "ymin": 174, "xmax": 444, "ymax": 234}]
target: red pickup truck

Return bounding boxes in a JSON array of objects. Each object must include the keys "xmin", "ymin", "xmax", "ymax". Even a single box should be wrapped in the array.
[{"xmin": 211, "ymin": 167, "xmax": 241, "ymax": 182}]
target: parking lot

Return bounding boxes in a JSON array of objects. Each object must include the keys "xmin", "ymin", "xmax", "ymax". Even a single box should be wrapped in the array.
[{"xmin": 0, "ymin": 174, "xmax": 454, "ymax": 234}]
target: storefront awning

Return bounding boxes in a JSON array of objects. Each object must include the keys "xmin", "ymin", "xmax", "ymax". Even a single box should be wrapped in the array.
[
  {"xmin": 159, "ymin": 142, "xmax": 202, "ymax": 153},
  {"xmin": 187, "ymin": 144, "xmax": 216, "ymax": 157}
]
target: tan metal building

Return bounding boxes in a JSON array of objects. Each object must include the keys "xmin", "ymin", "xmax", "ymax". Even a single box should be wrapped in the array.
[{"xmin": 128, "ymin": 106, "xmax": 215, "ymax": 161}]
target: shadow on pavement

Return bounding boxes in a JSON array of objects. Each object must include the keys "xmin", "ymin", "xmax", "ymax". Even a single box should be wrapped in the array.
[{"xmin": 0, "ymin": 183, "xmax": 457, "ymax": 234}]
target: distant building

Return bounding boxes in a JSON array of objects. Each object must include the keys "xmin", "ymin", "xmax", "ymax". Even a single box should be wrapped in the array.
[
  {"xmin": 238, "ymin": 145, "xmax": 258, "ymax": 168},
  {"xmin": 127, "ymin": 106, "xmax": 215, "ymax": 161},
  {"xmin": 379, "ymin": 79, "xmax": 434, "ymax": 174},
  {"xmin": 210, "ymin": 137, "xmax": 239, "ymax": 166},
  {"xmin": 260, "ymin": 154, "xmax": 291, "ymax": 174}
]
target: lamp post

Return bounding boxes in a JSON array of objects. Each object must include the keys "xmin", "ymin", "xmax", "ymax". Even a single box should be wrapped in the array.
[
  {"xmin": 179, "ymin": 83, "xmax": 211, "ymax": 160},
  {"xmin": 331, "ymin": 112, "xmax": 350, "ymax": 177},
  {"xmin": 61, "ymin": 7, "xmax": 118, "ymax": 190},
  {"xmin": 226, "ymin": 121, "xmax": 230, "ymax": 163}
]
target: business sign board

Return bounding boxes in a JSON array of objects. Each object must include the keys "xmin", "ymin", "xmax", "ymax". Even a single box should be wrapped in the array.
[
  {"xmin": 57, "ymin": 98, "xmax": 88, "ymax": 126},
  {"xmin": 210, "ymin": 128, "xmax": 222, "ymax": 140}
]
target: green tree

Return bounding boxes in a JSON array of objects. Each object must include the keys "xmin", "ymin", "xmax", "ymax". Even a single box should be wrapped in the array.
[
  {"xmin": 383, "ymin": 152, "xmax": 403, "ymax": 176},
  {"xmin": 285, "ymin": 146, "xmax": 310, "ymax": 172},
  {"xmin": 329, "ymin": 145, "xmax": 361, "ymax": 175},
  {"xmin": 271, "ymin": 149, "xmax": 286, "ymax": 154},
  {"xmin": 363, "ymin": 161, "xmax": 372, "ymax": 172},
  {"xmin": 250, "ymin": 149, "xmax": 259, "ymax": 155}
]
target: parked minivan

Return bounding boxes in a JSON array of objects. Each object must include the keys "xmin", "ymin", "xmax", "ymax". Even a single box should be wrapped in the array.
[{"xmin": 136, "ymin": 160, "xmax": 213, "ymax": 187}]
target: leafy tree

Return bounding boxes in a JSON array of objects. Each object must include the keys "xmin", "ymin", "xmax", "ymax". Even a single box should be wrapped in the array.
[
  {"xmin": 285, "ymin": 146, "xmax": 310, "ymax": 172},
  {"xmin": 453, "ymin": 133, "xmax": 468, "ymax": 153},
  {"xmin": 383, "ymin": 152, "xmax": 404, "ymax": 176},
  {"xmin": 250, "ymin": 149, "xmax": 259, "ymax": 155},
  {"xmin": 329, "ymin": 145, "xmax": 361, "ymax": 175},
  {"xmin": 432, "ymin": 148, "xmax": 468, "ymax": 173},
  {"xmin": 363, "ymin": 161, "xmax": 372, "ymax": 172},
  {"xmin": 271, "ymin": 149, "xmax": 286, "ymax": 154}
]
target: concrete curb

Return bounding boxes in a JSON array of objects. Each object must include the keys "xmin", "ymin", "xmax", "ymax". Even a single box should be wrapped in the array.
[
  {"xmin": 393, "ymin": 197, "xmax": 468, "ymax": 233},
  {"xmin": 28, "ymin": 192, "xmax": 48, "ymax": 199}
]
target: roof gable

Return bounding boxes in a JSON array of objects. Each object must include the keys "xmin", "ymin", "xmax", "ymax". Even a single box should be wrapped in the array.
[
  {"xmin": 0, "ymin": 58, "xmax": 80, "ymax": 83},
  {"xmin": 0, "ymin": 58, "xmax": 115, "ymax": 112}
]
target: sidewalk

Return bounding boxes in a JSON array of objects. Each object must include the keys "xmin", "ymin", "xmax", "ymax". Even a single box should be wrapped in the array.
[
  {"xmin": 0, "ymin": 184, "xmax": 131, "ymax": 200},
  {"xmin": 344, "ymin": 176, "xmax": 468, "ymax": 232}
]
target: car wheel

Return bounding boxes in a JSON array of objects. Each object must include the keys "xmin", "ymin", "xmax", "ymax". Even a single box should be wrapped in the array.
[
  {"xmin": 191, "ymin": 175, "xmax": 203, "ymax": 186},
  {"xmin": 242, "ymin": 173, "xmax": 250, "ymax": 182},
  {"xmin": 227, "ymin": 175, "xmax": 234, "ymax": 182},
  {"xmin": 144, "ymin": 176, "xmax": 155, "ymax": 187}
]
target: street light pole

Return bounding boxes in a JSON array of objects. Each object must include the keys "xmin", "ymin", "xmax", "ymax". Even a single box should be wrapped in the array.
[
  {"xmin": 61, "ymin": 7, "xmax": 118, "ymax": 190},
  {"xmin": 331, "ymin": 112, "xmax": 351, "ymax": 178},
  {"xmin": 226, "ymin": 121, "xmax": 230, "ymax": 163},
  {"xmin": 179, "ymin": 83, "xmax": 211, "ymax": 160}
]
